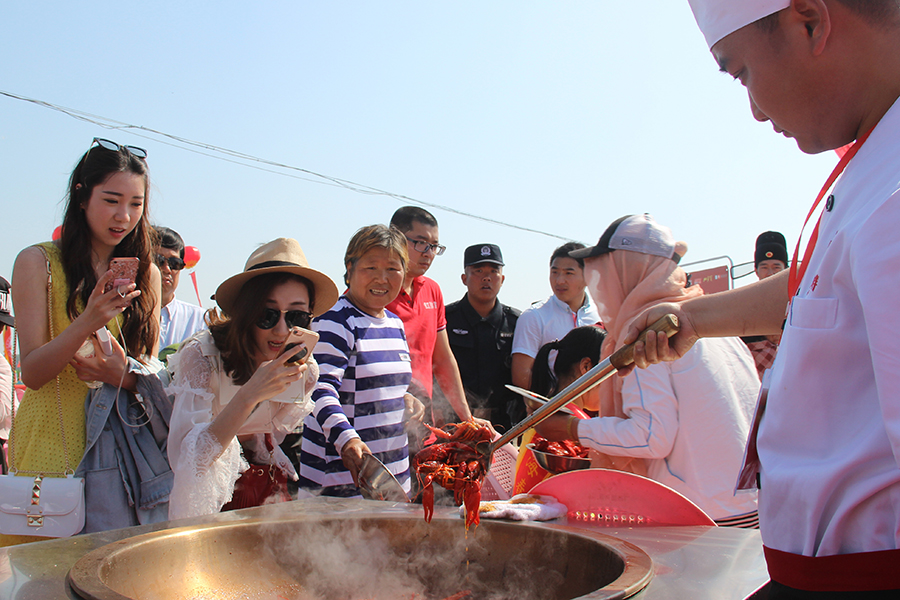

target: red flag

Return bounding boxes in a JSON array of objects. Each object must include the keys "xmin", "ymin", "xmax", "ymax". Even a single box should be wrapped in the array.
[{"xmin": 190, "ymin": 271, "xmax": 202, "ymax": 307}]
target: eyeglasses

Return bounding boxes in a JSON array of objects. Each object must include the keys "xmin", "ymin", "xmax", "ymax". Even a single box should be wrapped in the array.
[
  {"xmin": 405, "ymin": 236, "xmax": 446, "ymax": 256},
  {"xmin": 90, "ymin": 137, "xmax": 148, "ymax": 159},
  {"xmin": 155, "ymin": 254, "xmax": 185, "ymax": 271},
  {"xmin": 256, "ymin": 308, "xmax": 314, "ymax": 330}
]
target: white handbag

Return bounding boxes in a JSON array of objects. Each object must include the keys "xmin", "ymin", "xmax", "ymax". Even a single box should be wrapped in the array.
[
  {"xmin": 0, "ymin": 473, "xmax": 85, "ymax": 537},
  {"xmin": 0, "ymin": 245, "xmax": 86, "ymax": 538}
]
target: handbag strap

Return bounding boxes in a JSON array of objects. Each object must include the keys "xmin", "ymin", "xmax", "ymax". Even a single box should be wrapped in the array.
[
  {"xmin": 7, "ymin": 329, "xmax": 17, "ymax": 469},
  {"xmin": 9, "ymin": 245, "xmax": 72, "ymax": 476}
]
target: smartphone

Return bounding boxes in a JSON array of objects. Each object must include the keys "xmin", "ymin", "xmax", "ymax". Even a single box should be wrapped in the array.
[
  {"xmin": 104, "ymin": 257, "xmax": 140, "ymax": 293},
  {"xmin": 94, "ymin": 327, "xmax": 114, "ymax": 356},
  {"xmin": 282, "ymin": 327, "xmax": 319, "ymax": 365}
]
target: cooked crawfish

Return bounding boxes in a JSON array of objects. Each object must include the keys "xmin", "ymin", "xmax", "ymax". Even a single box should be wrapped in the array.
[
  {"xmin": 414, "ymin": 420, "xmax": 490, "ymax": 528},
  {"xmin": 423, "ymin": 420, "xmax": 494, "ymax": 445},
  {"xmin": 532, "ymin": 435, "xmax": 589, "ymax": 458}
]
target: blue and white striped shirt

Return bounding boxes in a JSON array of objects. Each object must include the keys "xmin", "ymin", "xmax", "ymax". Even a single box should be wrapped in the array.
[{"xmin": 298, "ymin": 296, "xmax": 412, "ymax": 496}]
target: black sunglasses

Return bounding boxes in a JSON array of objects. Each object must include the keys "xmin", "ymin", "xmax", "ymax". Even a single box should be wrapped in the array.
[
  {"xmin": 90, "ymin": 137, "xmax": 148, "ymax": 159},
  {"xmin": 155, "ymin": 254, "xmax": 185, "ymax": 271},
  {"xmin": 256, "ymin": 308, "xmax": 314, "ymax": 330}
]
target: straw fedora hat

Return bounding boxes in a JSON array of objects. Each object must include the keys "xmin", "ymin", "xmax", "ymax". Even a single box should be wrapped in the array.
[{"xmin": 214, "ymin": 238, "xmax": 339, "ymax": 318}]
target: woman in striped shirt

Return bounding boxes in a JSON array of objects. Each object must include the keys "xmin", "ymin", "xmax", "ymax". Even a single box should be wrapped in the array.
[{"xmin": 299, "ymin": 225, "xmax": 424, "ymax": 497}]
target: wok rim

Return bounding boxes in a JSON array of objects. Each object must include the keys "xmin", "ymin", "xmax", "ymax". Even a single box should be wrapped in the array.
[{"xmin": 67, "ymin": 510, "xmax": 653, "ymax": 600}]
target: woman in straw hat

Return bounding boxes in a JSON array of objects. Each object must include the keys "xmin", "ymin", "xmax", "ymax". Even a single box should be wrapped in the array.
[
  {"xmin": 166, "ymin": 238, "xmax": 338, "ymax": 520},
  {"xmin": 299, "ymin": 224, "xmax": 424, "ymax": 497}
]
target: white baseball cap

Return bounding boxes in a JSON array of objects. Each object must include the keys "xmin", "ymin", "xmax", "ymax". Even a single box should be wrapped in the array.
[{"xmin": 570, "ymin": 214, "xmax": 681, "ymax": 263}]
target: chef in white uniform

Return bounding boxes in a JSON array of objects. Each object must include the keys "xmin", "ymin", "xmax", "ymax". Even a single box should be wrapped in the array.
[{"xmin": 623, "ymin": 1, "xmax": 900, "ymax": 596}]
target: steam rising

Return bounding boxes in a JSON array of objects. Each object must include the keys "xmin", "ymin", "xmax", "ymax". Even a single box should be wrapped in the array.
[
  {"xmin": 256, "ymin": 517, "xmax": 568, "ymax": 600},
  {"xmin": 274, "ymin": 519, "xmax": 427, "ymax": 599}
]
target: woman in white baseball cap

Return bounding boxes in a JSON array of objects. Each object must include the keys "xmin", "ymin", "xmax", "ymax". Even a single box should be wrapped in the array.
[{"xmin": 538, "ymin": 214, "xmax": 760, "ymax": 527}]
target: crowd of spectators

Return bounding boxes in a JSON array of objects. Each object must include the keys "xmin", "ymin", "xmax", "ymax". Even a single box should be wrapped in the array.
[{"xmin": 0, "ymin": 139, "xmax": 768, "ymax": 546}]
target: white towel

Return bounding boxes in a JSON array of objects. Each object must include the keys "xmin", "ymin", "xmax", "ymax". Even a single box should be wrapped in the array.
[{"xmin": 459, "ymin": 494, "xmax": 568, "ymax": 522}]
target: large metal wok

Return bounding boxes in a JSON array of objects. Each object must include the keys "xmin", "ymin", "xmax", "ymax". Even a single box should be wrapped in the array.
[{"xmin": 67, "ymin": 509, "xmax": 653, "ymax": 600}]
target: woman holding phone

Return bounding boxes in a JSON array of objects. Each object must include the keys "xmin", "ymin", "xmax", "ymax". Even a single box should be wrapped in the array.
[
  {"xmin": 167, "ymin": 238, "xmax": 339, "ymax": 519},
  {"xmin": 299, "ymin": 224, "xmax": 425, "ymax": 498},
  {"xmin": 6, "ymin": 138, "xmax": 161, "ymax": 546}
]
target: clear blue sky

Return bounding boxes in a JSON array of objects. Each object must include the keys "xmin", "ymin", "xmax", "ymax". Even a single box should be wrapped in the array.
[{"xmin": 1, "ymin": 2, "xmax": 837, "ymax": 313}]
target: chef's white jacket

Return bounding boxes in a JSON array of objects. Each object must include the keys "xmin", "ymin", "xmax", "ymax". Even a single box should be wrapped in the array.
[{"xmin": 760, "ymin": 97, "xmax": 900, "ymax": 557}]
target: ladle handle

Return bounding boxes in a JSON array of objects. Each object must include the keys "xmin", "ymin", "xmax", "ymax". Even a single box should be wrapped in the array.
[
  {"xmin": 487, "ymin": 314, "xmax": 680, "ymax": 453},
  {"xmin": 608, "ymin": 314, "xmax": 680, "ymax": 370}
]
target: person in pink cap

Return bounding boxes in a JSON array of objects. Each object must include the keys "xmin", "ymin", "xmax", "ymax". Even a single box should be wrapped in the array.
[
  {"xmin": 536, "ymin": 215, "xmax": 760, "ymax": 527},
  {"xmin": 627, "ymin": 1, "xmax": 900, "ymax": 596}
]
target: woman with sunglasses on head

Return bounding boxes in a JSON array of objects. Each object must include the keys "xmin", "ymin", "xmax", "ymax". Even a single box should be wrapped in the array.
[
  {"xmin": 298, "ymin": 224, "xmax": 425, "ymax": 498},
  {"xmin": 6, "ymin": 138, "xmax": 161, "ymax": 546},
  {"xmin": 166, "ymin": 238, "xmax": 339, "ymax": 520}
]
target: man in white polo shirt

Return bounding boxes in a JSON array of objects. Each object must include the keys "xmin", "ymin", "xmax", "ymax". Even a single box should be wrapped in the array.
[
  {"xmin": 627, "ymin": 1, "xmax": 900, "ymax": 595},
  {"xmin": 155, "ymin": 226, "xmax": 206, "ymax": 355},
  {"xmin": 510, "ymin": 242, "xmax": 601, "ymax": 396}
]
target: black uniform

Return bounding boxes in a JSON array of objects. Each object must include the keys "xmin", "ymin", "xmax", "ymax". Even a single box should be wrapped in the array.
[{"xmin": 445, "ymin": 294, "xmax": 520, "ymax": 432}]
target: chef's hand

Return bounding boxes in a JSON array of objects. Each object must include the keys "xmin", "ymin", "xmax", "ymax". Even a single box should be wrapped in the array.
[
  {"xmin": 619, "ymin": 302, "xmax": 699, "ymax": 376},
  {"xmin": 403, "ymin": 393, "xmax": 426, "ymax": 430},
  {"xmin": 534, "ymin": 414, "xmax": 580, "ymax": 442},
  {"xmin": 341, "ymin": 438, "xmax": 370, "ymax": 487}
]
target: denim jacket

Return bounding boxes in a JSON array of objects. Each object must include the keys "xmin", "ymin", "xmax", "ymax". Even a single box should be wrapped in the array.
[{"xmin": 75, "ymin": 357, "xmax": 174, "ymax": 533}]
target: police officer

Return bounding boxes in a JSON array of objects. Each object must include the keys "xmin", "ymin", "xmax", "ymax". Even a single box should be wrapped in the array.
[
  {"xmin": 741, "ymin": 231, "xmax": 788, "ymax": 380},
  {"xmin": 445, "ymin": 244, "xmax": 521, "ymax": 432}
]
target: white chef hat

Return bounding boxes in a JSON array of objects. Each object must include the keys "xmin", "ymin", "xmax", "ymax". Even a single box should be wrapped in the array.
[{"xmin": 688, "ymin": 0, "xmax": 791, "ymax": 48}]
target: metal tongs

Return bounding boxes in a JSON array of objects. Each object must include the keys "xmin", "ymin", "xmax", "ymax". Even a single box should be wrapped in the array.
[{"xmin": 475, "ymin": 314, "xmax": 680, "ymax": 467}]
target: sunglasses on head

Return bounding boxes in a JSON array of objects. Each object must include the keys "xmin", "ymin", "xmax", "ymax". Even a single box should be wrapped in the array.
[
  {"xmin": 256, "ymin": 308, "xmax": 314, "ymax": 331},
  {"xmin": 90, "ymin": 137, "xmax": 148, "ymax": 159},
  {"xmin": 155, "ymin": 254, "xmax": 185, "ymax": 271}
]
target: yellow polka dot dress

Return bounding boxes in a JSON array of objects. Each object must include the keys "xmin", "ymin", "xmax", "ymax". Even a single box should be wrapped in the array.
[{"xmin": 1, "ymin": 242, "xmax": 122, "ymax": 547}]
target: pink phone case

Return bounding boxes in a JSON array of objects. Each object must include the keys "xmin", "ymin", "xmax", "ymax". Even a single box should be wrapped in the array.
[
  {"xmin": 283, "ymin": 328, "xmax": 319, "ymax": 364},
  {"xmin": 104, "ymin": 258, "xmax": 140, "ymax": 293}
]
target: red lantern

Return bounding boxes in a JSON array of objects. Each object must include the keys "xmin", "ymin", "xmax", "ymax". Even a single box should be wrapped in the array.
[
  {"xmin": 52, "ymin": 225, "xmax": 63, "ymax": 241},
  {"xmin": 183, "ymin": 245, "xmax": 201, "ymax": 270}
]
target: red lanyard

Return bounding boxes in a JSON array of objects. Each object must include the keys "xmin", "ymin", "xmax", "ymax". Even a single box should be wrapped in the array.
[{"xmin": 787, "ymin": 129, "xmax": 874, "ymax": 300}]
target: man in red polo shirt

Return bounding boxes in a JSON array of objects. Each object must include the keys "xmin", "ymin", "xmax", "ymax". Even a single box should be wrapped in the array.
[{"xmin": 387, "ymin": 207, "xmax": 491, "ymax": 435}]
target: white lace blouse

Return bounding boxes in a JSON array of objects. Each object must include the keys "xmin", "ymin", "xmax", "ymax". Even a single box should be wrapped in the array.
[{"xmin": 166, "ymin": 330, "xmax": 316, "ymax": 520}]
